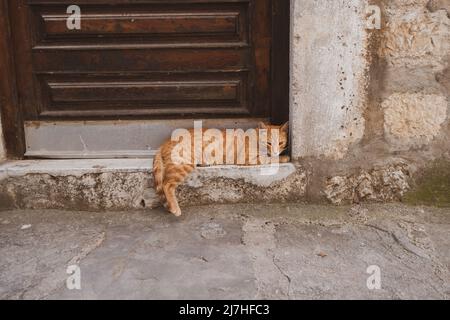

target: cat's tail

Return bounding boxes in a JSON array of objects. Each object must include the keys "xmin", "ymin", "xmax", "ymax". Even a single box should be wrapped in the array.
[{"xmin": 153, "ymin": 148, "xmax": 166, "ymax": 206}]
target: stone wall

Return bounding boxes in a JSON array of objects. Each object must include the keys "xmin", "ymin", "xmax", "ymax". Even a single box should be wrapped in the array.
[
  {"xmin": 290, "ymin": 0, "xmax": 450, "ymax": 205},
  {"xmin": 379, "ymin": 0, "xmax": 449, "ymax": 151}
]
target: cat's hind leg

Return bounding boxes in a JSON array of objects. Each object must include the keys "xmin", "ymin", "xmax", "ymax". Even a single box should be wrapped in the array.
[
  {"xmin": 162, "ymin": 164, "xmax": 195, "ymax": 217},
  {"xmin": 163, "ymin": 183, "xmax": 182, "ymax": 216}
]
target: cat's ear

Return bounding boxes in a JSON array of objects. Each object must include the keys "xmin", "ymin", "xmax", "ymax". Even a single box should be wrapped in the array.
[
  {"xmin": 281, "ymin": 122, "xmax": 289, "ymax": 133},
  {"xmin": 259, "ymin": 122, "xmax": 268, "ymax": 129}
]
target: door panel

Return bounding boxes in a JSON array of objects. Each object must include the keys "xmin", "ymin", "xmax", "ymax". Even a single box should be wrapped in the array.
[
  {"xmin": 38, "ymin": 73, "xmax": 248, "ymax": 118},
  {"xmin": 34, "ymin": 4, "xmax": 248, "ymax": 43},
  {"xmin": 24, "ymin": 118, "xmax": 265, "ymax": 159},
  {"xmin": 33, "ymin": 48, "xmax": 248, "ymax": 72},
  {"xmin": 11, "ymin": 0, "xmax": 271, "ymax": 120}
]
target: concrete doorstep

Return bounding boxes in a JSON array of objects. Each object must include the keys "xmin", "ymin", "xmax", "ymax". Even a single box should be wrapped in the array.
[{"xmin": 0, "ymin": 159, "xmax": 303, "ymax": 211}]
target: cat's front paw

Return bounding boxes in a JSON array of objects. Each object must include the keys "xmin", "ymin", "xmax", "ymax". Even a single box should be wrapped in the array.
[{"xmin": 279, "ymin": 155, "xmax": 291, "ymax": 163}]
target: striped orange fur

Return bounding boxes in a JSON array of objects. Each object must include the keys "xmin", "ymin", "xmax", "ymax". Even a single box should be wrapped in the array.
[{"xmin": 153, "ymin": 122, "xmax": 289, "ymax": 216}]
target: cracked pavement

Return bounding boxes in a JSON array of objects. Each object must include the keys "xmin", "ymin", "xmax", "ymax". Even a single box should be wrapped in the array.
[{"xmin": 0, "ymin": 204, "xmax": 449, "ymax": 300}]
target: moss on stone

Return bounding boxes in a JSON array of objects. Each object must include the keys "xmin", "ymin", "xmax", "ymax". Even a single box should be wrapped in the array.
[{"xmin": 404, "ymin": 160, "xmax": 450, "ymax": 207}]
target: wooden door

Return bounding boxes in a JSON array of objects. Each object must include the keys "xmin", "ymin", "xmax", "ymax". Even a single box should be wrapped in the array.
[
  {"xmin": 1, "ymin": 0, "xmax": 290, "ymax": 158},
  {"xmin": 11, "ymin": 0, "xmax": 272, "ymax": 120}
]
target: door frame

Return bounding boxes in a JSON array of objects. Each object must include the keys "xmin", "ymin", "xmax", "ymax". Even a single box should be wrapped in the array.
[
  {"xmin": 0, "ymin": 0, "xmax": 290, "ymax": 159},
  {"xmin": 0, "ymin": 0, "xmax": 26, "ymax": 159}
]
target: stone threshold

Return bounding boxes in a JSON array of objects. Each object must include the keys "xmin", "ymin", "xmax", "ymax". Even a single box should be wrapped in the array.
[
  {"xmin": 0, "ymin": 159, "xmax": 304, "ymax": 211},
  {"xmin": 0, "ymin": 159, "xmax": 152, "ymax": 178}
]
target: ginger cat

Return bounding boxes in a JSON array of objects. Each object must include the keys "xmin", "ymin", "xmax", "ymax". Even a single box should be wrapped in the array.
[{"xmin": 153, "ymin": 122, "xmax": 289, "ymax": 216}]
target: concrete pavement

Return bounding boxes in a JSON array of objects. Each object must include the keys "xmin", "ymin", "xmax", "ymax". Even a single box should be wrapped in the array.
[{"xmin": 0, "ymin": 204, "xmax": 449, "ymax": 300}]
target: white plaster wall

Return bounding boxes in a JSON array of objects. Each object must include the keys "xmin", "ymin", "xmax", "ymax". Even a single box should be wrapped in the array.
[{"xmin": 290, "ymin": 0, "xmax": 369, "ymax": 159}]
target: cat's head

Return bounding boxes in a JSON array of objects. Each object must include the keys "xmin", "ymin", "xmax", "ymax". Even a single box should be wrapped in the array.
[{"xmin": 259, "ymin": 122, "xmax": 289, "ymax": 156}]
